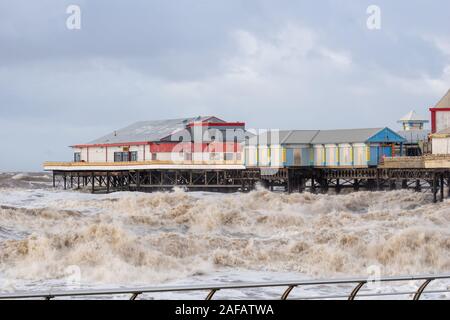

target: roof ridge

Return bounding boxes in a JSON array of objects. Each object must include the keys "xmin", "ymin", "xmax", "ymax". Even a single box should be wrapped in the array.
[
  {"xmin": 282, "ymin": 130, "xmax": 295, "ymax": 144},
  {"xmin": 309, "ymin": 130, "xmax": 321, "ymax": 143},
  {"xmin": 434, "ymin": 89, "xmax": 450, "ymax": 108}
]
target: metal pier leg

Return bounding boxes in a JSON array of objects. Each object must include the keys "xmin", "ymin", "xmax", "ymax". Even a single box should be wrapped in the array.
[
  {"xmin": 376, "ymin": 171, "xmax": 380, "ymax": 190},
  {"xmin": 448, "ymin": 177, "xmax": 450, "ymax": 197},
  {"xmin": 321, "ymin": 178, "xmax": 329, "ymax": 193},
  {"xmin": 440, "ymin": 175, "xmax": 444, "ymax": 202},
  {"xmin": 389, "ymin": 180, "xmax": 396, "ymax": 190},
  {"xmin": 415, "ymin": 179, "xmax": 421, "ymax": 192},
  {"xmin": 52, "ymin": 172, "xmax": 56, "ymax": 188},
  {"xmin": 353, "ymin": 179, "xmax": 359, "ymax": 191},
  {"xmin": 63, "ymin": 174, "xmax": 67, "ymax": 190},
  {"xmin": 401, "ymin": 179, "xmax": 408, "ymax": 189},
  {"xmin": 310, "ymin": 178, "xmax": 315, "ymax": 193},
  {"xmin": 287, "ymin": 177, "xmax": 292, "ymax": 193},
  {"xmin": 432, "ymin": 176, "xmax": 437, "ymax": 203},
  {"xmin": 299, "ymin": 178, "xmax": 305, "ymax": 193},
  {"xmin": 106, "ymin": 172, "xmax": 110, "ymax": 194},
  {"xmin": 136, "ymin": 171, "xmax": 141, "ymax": 191},
  {"xmin": 91, "ymin": 172, "xmax": 95, "ymax": 194}
]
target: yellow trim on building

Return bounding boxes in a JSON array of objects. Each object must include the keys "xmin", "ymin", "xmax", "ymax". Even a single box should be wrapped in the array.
[
  {"xmin": 350, "ymin": 145, "xmax": 354, "ymax": 164},
  {"xmin": 366, "ymin": 146, "xmax": 370, "ymax": 162}
]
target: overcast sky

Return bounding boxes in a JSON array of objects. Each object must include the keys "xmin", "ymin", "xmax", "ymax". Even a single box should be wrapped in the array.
[{"xmin": 1, "ymin": 0, "xmax": 449, "ymax": 171}]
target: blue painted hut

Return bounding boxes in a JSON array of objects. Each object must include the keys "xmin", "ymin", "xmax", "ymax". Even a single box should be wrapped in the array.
[{"xmin": 247, "ymin": 127, "xmax": 406, "ymax": 168}]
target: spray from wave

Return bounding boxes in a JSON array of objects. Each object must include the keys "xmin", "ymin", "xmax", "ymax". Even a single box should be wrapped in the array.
[{"xmin": 1, "ymin": 179, "xmax": 449, "ymax": 288}]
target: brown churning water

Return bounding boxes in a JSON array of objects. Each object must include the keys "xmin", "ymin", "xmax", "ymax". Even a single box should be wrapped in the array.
[{"xmin": 0, "ymin": 172, "xmax": 449, "ymax": 291}]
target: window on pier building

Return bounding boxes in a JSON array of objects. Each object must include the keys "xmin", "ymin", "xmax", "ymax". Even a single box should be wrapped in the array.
[
  {"xmin": 114, "ymin": 152, "xmax": 122, "ymax": 162},
  {"xmin": 114, "ymin": 152, "xmax": 134, "ymax": 162},
  {"xmin": 74, "ymin": 152, "xmax": 81, "ymax": 162},
  {"xmin": 224, "ymin": 153, "xmax": 234, "ymax": 160}
]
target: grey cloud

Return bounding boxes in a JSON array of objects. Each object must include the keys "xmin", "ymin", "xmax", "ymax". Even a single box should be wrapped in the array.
[{"xmin": 0, "ymin": 0, "xmax": 449, "ymax": 170}]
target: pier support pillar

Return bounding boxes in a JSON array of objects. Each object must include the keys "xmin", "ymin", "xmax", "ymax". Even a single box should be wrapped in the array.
[
  {"xmin": 353, "ymin": 179, "xmax": 359, "ymax": 191},
  {"xmin": 376, "ymin": 171, "xmax": 381, "ymax": 190},
  {"xmin": 310, "ymin": 178, "xmax": 316, "ymax": 193},
  {"xmin": 415, "ymin": 179, "xmax": 421, "ymax": 192},
  {"xmin": 389, "ymin": 180, "xmax": 396, "ymax": 190},
  {"xmin": 136, "ymin": 171, "xmax": 141, "ymax": 191},
  {"xmin": 91, "ymin": 172, "xmax": 95, "ymax": 194},
  {"xmin": 401, "ymin": 179, "xmax": 408, "ymax": 189},
  {"xmin": 440, "ymin": 175, "xmax": 444, "ymax": 202},
  {"xmin": 287, "ymin": 179, "xmax": 292, "ymax": 194},
  {"xmin": 432, "ymin": 176, "xmax": 438, "ymax": 203},
  {"xmin": 447, "ymin": 177, "xmax": 450, "ymax": 197},
  {"xmin": 321, "ymin": 179, "xmax": 329, "ymax": 194},
  {"xmin": 366, "ymin": 179, "xmax": 376, "ymax": 191},
  {"xmin": 106, "ymin": 172, "xmax": 110, "ymax": 194},
  {"xmin": 63, "ymin": 174, "xmax": 67, "ymax": 190},
  {"xmin": 298, "ymin": 178, "xmax": 305, "ymax": 193}
]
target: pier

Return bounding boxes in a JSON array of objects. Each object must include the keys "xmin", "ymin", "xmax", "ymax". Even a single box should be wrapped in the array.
[{"xmin": 49, "ymin": 165, "xmax": 450, "ymax": 203}]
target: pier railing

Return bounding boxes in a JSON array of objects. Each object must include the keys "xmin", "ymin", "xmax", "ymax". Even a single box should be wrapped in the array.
[{"xmin": 0, "ymin": 274, "xmax": 449, "ymax": 300}]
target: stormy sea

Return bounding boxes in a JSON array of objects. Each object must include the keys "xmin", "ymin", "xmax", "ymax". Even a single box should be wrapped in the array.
[{"xmin": 0, "ymin": 172, "xmax": 449, "ymax": 299}]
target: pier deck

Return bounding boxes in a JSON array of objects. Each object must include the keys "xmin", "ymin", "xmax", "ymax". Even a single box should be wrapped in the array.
[{"xmin": 48, "ymin": 164, "xmax": 450, "ymax": 203}]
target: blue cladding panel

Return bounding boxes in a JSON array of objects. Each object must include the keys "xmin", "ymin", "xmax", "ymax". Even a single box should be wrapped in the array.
[
  {"xmin": 285, "ymin": 149, "xmax": 294, "ymax": 166},
  {"xmin": 302, "ymin": 148, "xmax": 311, "ymax": 166},
  {"xmin": 381, "ymin": 146, "xmax": 392, "ymax": 158},
  {"xmin": 367, "ymin": 128, "xmax": 406, "ymax": 143}
]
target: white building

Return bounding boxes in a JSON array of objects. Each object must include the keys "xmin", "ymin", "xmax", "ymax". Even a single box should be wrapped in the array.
[
  {"xmin": 69, "ymin": 116, "xmax": 249, "ymax": 166},
  {"xmin": 429, "ymin": 89, "xmax": 450, "ymax": 155},
  {"xmin": 431, "ymin": 128, "xmax": 450, "ymax": 155},
  {"xmin": 430, "ymin": 89, "xmax": 450, "ymax": 133}
]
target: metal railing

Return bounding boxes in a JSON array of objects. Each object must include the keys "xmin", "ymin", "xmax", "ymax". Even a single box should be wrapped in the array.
[
  {"xmin": 43, "ymin": 160, "xmax": 244, "ymax": 168},
  {"xmin": 0, "ymin": 274, "xmax": 449, "ymax": 300}
]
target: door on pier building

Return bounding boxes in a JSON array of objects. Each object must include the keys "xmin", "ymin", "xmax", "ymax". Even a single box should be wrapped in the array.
[
  {"xmin": 369, "ymin": 146, "xmax": 379, "ymax": 166},
  {"xmin": 381, "ymin": 145, "xmax": 392, "ymax": 158},
  {"xmin": 293, "ymin": 149, "xmax": 301, "ymax": 166}
]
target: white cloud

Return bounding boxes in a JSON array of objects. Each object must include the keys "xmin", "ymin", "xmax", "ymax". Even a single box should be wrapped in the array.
[
  {"xmin": 228, "ymin": 24, "xmax": 352, "ymax": 78},
  {"xmin": 424, "ymin": 35, "xmax": 450, "ymax": 57}
]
